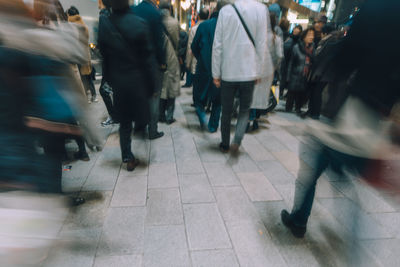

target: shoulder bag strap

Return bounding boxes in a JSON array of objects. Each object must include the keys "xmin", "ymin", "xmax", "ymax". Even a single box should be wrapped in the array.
[{"xmin": 231, "ymin": 4, "xmax": 256, "ymax": 48}]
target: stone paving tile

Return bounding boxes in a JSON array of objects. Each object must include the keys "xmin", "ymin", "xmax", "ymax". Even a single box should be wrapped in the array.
[
  {"xmin": 179, "ymin": 174, "xmax": 215, "ymax": 203},
  {"xmin": 191, "ymin": 249, "xmax": 239, "ymax": 267},
  {"xmin": 271, "ymin": 130, "xmax": 301, "ymax": 153},
  {"xmin": 93, "ymin": 255, "xmax": 142, "ymax": 267},
  {"xmin": 237, "ymin": 172, "xmax": 282, "ymax": 201},
  {"xmin": 145, "ymin": 188, "xmax": 183, "ymax": 226},
  {"xmin": 242, "ymin": 135, "xmax": 275, "ymax": 161},
  {"xmin": 278, "ymin": 245, "xmax": 321, "ymax": 267},
  {"xmin": 318, "ymin": 198, "xmax": 393, "ymax": 240},
  {"xmin": 194, "ymin": 137, "xmax": 228, "ymax": 163},
  {"xmin": 273, "ymin": 150, "xmax": 311, "ymax": 174},
  {"xmin": 176, "ymin": 157, "xmax": 205, "ymax": 174},
  {"xmin": 362, "ymin": 239, "xmax": 400, "ymax": 267},
  {"xmin": 228, "ymin": 153, "xmax": 261, "ymax": 173},
  {"xmin": 257, "ymin": 160, "xmax": 295, "ymax": 186},
  {"xmin": 226, "ymin": 220, "xmax": 287, "ymax": 267},
  {"xmin": 110, "ymin": 175, "xmax": 147, "ymax": 207},
  {"xmin": 148, "ymin": 163, "xmax": 179, "ymax": 189},
  {"xmin": 331, "ymin": 181, "xmax": 395, "ymax": 213},
  {"xmin": 369, "ymin": 212, "xmax": 400, "ymax": 239},
  {"xmin": 82, "ymin": 146, "xmax": 121, "ymax": 191},
  {"xmin": 213, "ymin": 186, "xmax": 260, "ymax": 222},
  {"xmin": 203, "ymin": 162, "xmax": 240, "ymax": 187},
  {"xmin": 256, "ymin": 133, "xmax": 289, "ymax": 153},
  {"xmin": 183, "ymin": 203, "xmax": 232, "ymax": 250},
  {"xmin": 97, "ymin": 207, "xmax": 145, "ymax": 256},
  {"xmin": 144, "ymin": 225, "xmax": 190, "ymax": 267}
]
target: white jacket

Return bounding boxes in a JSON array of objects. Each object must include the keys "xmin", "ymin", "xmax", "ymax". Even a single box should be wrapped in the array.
[{"xmin": 212, "ymin": 0, "xmax": 268, "ymax": 82}]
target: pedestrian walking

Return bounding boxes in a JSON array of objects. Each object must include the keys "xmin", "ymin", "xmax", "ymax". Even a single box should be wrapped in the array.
[
  {"xmin": 281, "ymin": 0, "xmax": 400, "ymax": 245},
  {"xmin": 67, "ymin": 6, "xmax": 98, "ymax": 104},
  {"xmin": 133, "ymin": 0, "xmax": 166, "ymax": 140},
  {"xmin": 191, "ymin": 2, "xmax": 227, "ymax": 133},
  {"xmin": 285, "ymin": 28, "xmax": 315, "ymax": 114},
  {"xmin": 98, "ymin": 0, "xmax": 117, "ymax": 127},
  {"xmin": 179, "ymin": 29, "xmax": 188, "ymax": 81},
  {"xmin": 159, "ymin": 0, "xmax": 180, "ymax": 125},
  {"xmin": 212, "ymin": 0, "xmax": 267, "ymax": 153},
  {"xmin": 98, "ymin": 0, "xmax": 158, "ymax": 171}
]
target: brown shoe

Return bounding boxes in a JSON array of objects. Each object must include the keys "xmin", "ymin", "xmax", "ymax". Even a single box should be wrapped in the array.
[
  {"xmin": 126, "ymin": 159, "xmax": 140, "ymax": 172},
  {"xmin": 219, "ymin": 143, "xmax": 229, "ymax": 153}
]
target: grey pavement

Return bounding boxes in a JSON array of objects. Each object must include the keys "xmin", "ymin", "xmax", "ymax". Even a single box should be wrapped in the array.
[{"xmin": 43, "ymin": 84, "xmax": 400, "ymax": 267}]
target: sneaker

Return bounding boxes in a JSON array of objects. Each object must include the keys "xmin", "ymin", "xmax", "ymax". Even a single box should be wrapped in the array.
[
  {"xmin": 280, "ymin": 210, "xmax": 306, "ymax": 238},
  {"xmin": 149, "ymin": 131, "xmax": 164, "ymax": 140},
  {"xmin": 91, "ymin": 96, "xmax": 99, "ymax": 103},
  {"xmin": 101, "ymin": 117, "xmax": 115, "ymax": 127},
  {"xmin": 87, "ymin": 99, "xmax": 92, "ymax": 104}
]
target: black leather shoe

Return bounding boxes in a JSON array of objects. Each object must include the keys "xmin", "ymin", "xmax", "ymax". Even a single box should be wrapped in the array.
[
  {"xmin": 281, "ymin": 209, "xmax": 306, "ymax": 238},
  {"xmin": 166, "ymin": 119, "xmax": 176, "ymax": 125},
  {"xmin": 219, "ymin": 143, "xmax": 229, "ymax": 153},
  {"xmin": 149, "ymin": 131, "xmax": 164, "ymax": 140},
  {"xmin": 127, "ymin": 158, "xmax": 140, "ymax": 172}
]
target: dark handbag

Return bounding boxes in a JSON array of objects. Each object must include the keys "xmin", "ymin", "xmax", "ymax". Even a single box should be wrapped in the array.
[{"xmin": 231, "ymin": 4, "xmax": 256, "ymax": 48}]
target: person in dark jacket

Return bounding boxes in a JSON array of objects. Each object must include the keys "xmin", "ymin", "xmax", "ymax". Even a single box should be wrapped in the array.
[
  {"xmin": 285, "ymin": 28, "xmax": 315, "ymax": 114},
  {"xmin": 191, "ymin": 2, "xmax": 227, "ymax": 132},
  {"xmin": 280, "ymin": 25, "xmax": 302, "ymax": 99},
  {"xmin": 179, "ymin": 30, "xmax": 189, "ymax": 80},
  {"xmin": 133, "ymin": 0, "xmax": 165, "ymax": 140},
  {"xmin": 98, "ymin": 0, "xmax": 117, "ymax": 127},
  {"xmin": 98, "ymin": 0, "xmax": 157, "ymax": 171},
  {"xmin": 304, "ymin": 23, "xmax": 340, "ymax": 119}
]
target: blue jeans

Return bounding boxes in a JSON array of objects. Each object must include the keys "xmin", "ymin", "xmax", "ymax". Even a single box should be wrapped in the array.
[{"xmin": 290, "ymin": 141, "xmax": 367, "ymax": 227}]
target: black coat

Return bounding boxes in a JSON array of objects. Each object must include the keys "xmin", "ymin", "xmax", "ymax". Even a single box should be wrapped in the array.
[
  {"xmin": 98, "ymin": 8, "xmax": 157, "ymax": 123},
  {"xmin": 287, "ymin": 41, "xmax": 314, "ymax": 92},
  {"xmin": 132, "ymin": 1, "xmax": 166, "ymax": 67},
  {"xmin": 191, "ymin": 13, "xmax": 218, "ymax": 101},
  {"xmin": 280, "ymin": 35, "xmax": 300, "ymax": 89},
  {"xmin": 178, "ymin": 30, "xmax": 188, "ymax": 61}
]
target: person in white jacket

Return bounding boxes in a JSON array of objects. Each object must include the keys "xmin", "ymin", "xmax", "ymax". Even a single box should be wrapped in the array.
[{"xmin": 212, "ymin": 0, "xmax": 267, "ymax": 153}]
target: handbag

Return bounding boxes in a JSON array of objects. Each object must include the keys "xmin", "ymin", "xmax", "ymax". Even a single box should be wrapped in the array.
[{"xmin": 231, "ymin": 4, "xmax": 255, "ymax": 48}]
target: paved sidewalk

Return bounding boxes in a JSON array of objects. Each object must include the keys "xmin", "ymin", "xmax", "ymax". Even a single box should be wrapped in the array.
[{"xmin": 43, "ymin": 85, "xmax": 400, "ymax": 267}]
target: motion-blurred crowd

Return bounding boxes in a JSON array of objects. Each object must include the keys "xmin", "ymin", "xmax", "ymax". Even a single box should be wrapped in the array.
[{"xmin": 1, "ymin": 0, "xmax": 399, "ymax": 265}]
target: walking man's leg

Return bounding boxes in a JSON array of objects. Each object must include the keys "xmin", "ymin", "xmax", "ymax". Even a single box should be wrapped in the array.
[
  {"xmin": 148, "ymin": 70, "xmax": 164, "ymax": 140},
  {"xmin": 220, "ymin": 81, "xmax": 237, "ymax": 150},
  {"xmin": 165, "ymin": 98, "xmax": 176, "ymax": 124},
  {"xmin": 208, "ymin": 89, "xmax": 221, "ymax": 133},
  {"xmin": 119, "ymin": 118, "xmax": 139, "ymax": 171},
  {"xmin": 232, "ymin": 81, "xmax": 254, "ymax": 147}
]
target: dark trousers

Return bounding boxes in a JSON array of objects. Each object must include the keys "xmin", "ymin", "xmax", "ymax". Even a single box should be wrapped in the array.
[
  {"xmin": 159, "ymin": 98, "xmax": 175, "ymax": 122},
  {"xmin": 148, "ymin": 70, "xmax": 163, "ymax": 137},
  {"xmin": 42, "ymin": 135, "xmax": 65, "ymax": 194},
  {"xmin": 220, "ymin": 81, "xmax": 255, "ymax": 146},
  {"xmin": 307, "ymin": 82, "xmax": 327, "ymax": 118},
  {"xmin": 286, "ymin": 91, "xmax": 305, "ymax": 112},
  {"xmin": 119, "ymin": 118, "xmax": 135, "ymax": 162},
  {"xmin": 184, "ymin": 71, "xmax": 193, "ymax": 87},
  {"xmin": 99, "ymin": 79, "xmax": 114, "ymax": 119},
  {"xmin": 81, "ymin": 74, "xmax": 96, "ymax": 98},
  {"xmin": 290, "ymin": 142, "xmax": 367, "ymax": 227}
]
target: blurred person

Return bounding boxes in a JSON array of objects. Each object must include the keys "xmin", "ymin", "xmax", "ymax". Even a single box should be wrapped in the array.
[
  {"xmin": 133, "ymin": 0, "xmax": 166, "ymax": 140},
  {"xmin": 179, "ymin": 29, "xmax": 189, "ymax": 81},
  {"xmin": 98, "ymin": 0, "xmax": 117, "ymax": 126},
  {"xmin": 281, "ymin": 0, "xmax": 400, "ymax": 247},
  {"xmin": 212, "ymin": 0, "xmax": 267, "ymax": 153},
  {"xmin": 67, "ymin": 6, "xmax": 98, "ymax": 104},
  {"xmin": 280, "ymin": 24, "xmax": 302, "ymax": 99},
  {"xmin": 159, "ymin": 0, "xmax": 180, "ymax": 125},
  {"xmin": 268, "ymin": 3, "xmax": 283, "ymax": 41},
  {"xmin": 191, "ymin": 1, "xmax": 228, "ymax": 133},
  {"xmin": 279, "ymin": 16, "xmax": 290, "ymax": 41},
  {"xmin": 185, "ymin": 8, "xmax": 209, "ymax": 90},
  {"xmin": 313, "ymin": 14, "xmax": 327, "ymax": 46},
  {"xmin": 248, "ymin": 7, "xmax": 282, "ymax": 132},
  {"xmin": 98, "ymin": 0, "xmax": 157, "ymax": 171},
  {"xmin": 285, "ymin": 28, "xmax": 315, "ymax": 114},
  {"xmin": 303, "ymin": 22, "xmax": 340, "ymax": 120}
]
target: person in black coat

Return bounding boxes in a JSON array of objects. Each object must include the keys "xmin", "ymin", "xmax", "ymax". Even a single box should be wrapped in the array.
[
  {"xmin": 132, "ymin": 0, "xmax": 165, "ymax": 140},
  {"xmin": 191, "ymin": 3, "xmax": 226, "ymax": 132},
  {"xmin": 285, "ymin": 28, "xmax": 315, "ymax": 114},
  {"xmin": 179, "ymin": 30, "xmax": 189, "ymax": 80},
  {"xmin": 98, "ymin": 0, "xmax": 157, "ymax": 171},
  {"xmin": 280, "ymin": 24, "xmax": 302, "ymax": 98}
]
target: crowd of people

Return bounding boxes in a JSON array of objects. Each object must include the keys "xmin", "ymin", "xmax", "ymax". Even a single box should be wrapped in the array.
[{"xmin": 1, "ymin": 0, "xmax": 400, "ymax": 264}]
